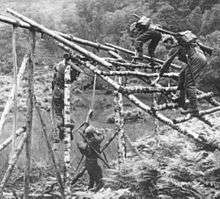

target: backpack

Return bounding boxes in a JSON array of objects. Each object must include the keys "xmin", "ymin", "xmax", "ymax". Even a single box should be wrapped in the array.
[
  {"xmin": 177, "ymin": 30, "xmax": 197, "ymax": 46},
  {"xmin": 128, "ymin": 22, "xmax": 139, "ymax": 38}
]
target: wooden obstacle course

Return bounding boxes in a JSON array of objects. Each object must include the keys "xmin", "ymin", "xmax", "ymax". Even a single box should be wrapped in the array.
[{"xmin": 0, "ymin": 8, "xmax": 219, "ymax": 199}]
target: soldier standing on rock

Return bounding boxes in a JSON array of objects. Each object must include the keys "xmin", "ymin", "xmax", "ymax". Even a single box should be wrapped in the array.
[
  {"xmin": 51, "ymin": 54, "xmax": 81, "ymax": 144},
  {"xmin": 77, "ymin": 125, "xmax": 104, "ymax": 192}
]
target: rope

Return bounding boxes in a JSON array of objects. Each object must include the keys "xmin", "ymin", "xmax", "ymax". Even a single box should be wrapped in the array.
[{"xmin": 86, "ymin": 74, "xmax": 97, "ymax": 122}]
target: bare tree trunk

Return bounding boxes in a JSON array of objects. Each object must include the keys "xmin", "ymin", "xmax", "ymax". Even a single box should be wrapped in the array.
[
  {"xmin": 24, "ymin": 30, "xmax": 36, "ymax": 199},
  {"xmin": 11, "ymin": 25, "xmax": 18, "ymax": 154},
  {"xmin": 114, "ymin": 74, "xmax": 126, "ymax": 168},
  {"xmin": 110, "ymin": 51, "xmax": 126, "ymax": 169},
  {"xmin": 64, "ymin": 64, "xmax": 72, "ymax": 198}
]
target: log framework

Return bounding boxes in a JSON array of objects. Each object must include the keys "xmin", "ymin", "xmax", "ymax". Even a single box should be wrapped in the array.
[{"xmin": 0, "ymin": 8, "xmax": 219, "ymax": 198}]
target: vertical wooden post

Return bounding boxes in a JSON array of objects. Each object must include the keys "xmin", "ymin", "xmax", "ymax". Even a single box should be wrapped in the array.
[
  {"xmin": 34, "ymin": 97, "xmax": 65, "ymax": 198},
  {"xmin": 114, "ymin": 68, "xmax": 126, "ymax": 169},
  {"xmin": 64, "ymin": 61, "xmax": 72, "ymax": 198},
  {"xmin": 11, "ymin": 25, "xmax": 18, "ymax": 154},
  {"xmin": 24, "ymin": 30, "xmax": 35, "ymax": 199}
]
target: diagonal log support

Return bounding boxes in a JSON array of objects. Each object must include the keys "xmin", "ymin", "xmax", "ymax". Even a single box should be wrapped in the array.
[
  {"xmin": 0, "ymin": 55, "xmax": 29, "ymax": 137},
  {"xmin": 24, "ymin": 30, "xmax": 35, "ymax": 199},
  {"xmin": 34, "ymin": 97, "xmax": 64, "ymax": 198},
  {"xmin": 0, "ymin": 127, "xmax": 26, "ymax": 152},
  {"xmin": 0, "ymin": 132, "xmax": 27, "ymax": 196}
]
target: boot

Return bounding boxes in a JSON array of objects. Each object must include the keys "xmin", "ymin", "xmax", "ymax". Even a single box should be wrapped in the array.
[{"xmin": 181, "ymin": 86, "xmax": 199, "ymax": 116}]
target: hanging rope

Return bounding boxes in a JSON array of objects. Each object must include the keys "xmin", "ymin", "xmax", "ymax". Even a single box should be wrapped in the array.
[
  {"xmin": 75, "ymin": 74, "xmax": 98, "ymax": 174},
  {"xmin": 86, "ymin": 74, "xmax": 97, "ymax": 122}
]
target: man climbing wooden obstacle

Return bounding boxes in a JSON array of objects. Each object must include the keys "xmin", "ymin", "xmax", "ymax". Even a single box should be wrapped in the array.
[
  {"xmin": 160, "ymin": 31, "xmax": 212, "ymax": 116},
  {"xmin": 128, "ymin": 16, "xmax": 162, "ymax": 62},
  {"xmin": 51, "ymin": 53, "xmax": 81, "ymax": 145}
]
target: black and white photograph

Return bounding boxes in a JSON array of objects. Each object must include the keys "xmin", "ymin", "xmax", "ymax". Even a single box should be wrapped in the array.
[{"xmin": 0, "ymin": 0, "xmax": 219, "ymax": 198}]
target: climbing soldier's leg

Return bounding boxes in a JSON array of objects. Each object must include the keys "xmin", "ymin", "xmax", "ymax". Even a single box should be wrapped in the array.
[
  {"xmin": 86, "ymin": 161, "xmax": 103, "ymax": 191},
  {"xmin": 87, "ymin": 168, "xmax": 95, "ymax": 189},
  {"xmin": 181, "ymin": 66, "xmax": 199, "ymax": 116},
  {"xmin": 186, "ymin": 84, "xmax": 199, "ymax": 115},
  {"xmin": 134, "ymin": 32, "xmax": 151, "ymax": 58},
  {"xmin": 93, "ymin": 164, "xmax": 103, "ymax": 192},
  {"xmin": 177, "ymin": 69, "xmax": 186, "ymax": 109},
  {"xmin": 52, "ymin": 85, "xmax": 65, "ymax": 141}
]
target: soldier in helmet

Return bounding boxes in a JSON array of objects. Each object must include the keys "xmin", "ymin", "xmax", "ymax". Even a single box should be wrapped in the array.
[
  {"xmin": 52, "ymin": 54, "xmax": 81, "ymax": 143},
  {"xmin": 162, "ymin": 32, "xmax": 210, "ymax": 116},
  {"xmin": 77, "ymin": 125, "xmax": 104, "ymax": 191},
  {"xmin": 128, "ymin": 16, "xmax": 162, "ymax": 60}
]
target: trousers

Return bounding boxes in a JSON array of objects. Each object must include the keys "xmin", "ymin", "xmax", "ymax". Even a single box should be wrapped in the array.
[{"xmin": 178, "ymin": 47, "xmax": 207, "ymax": 111}]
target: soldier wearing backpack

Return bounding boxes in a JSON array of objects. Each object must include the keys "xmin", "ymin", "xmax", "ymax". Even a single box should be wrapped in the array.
[{"xmin": 128, "ymin": 16, "xmax": 162, "ymax": 60}]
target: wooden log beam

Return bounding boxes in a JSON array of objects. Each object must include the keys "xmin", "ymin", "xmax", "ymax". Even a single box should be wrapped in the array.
[
  {"xmin": 105, "ymin": 51, "xmax": 144, "ymax": 159},
  {"xmin": 33, "ymin": 97, "xmax": 64, "ymax": 198},
  {"xmin": 0, "ymin": 127, "xmax": 26, "ymax": 152},
  {"xmin": 0, "ymin": 55, "xmax": 28, "ymax": 137},
  {"xmin": 0, "ymin": 15, "xmax": 116, "ymax": 53},
  {"xmin": 0, "ymin": 15, "xmax": 32, "ymax": 29},
  {"xmin": 24, "ymin": 30, "xmax": 35, "ymax": 199},
  {"xmin": 195, "ymin": 89, "xmax": 220, "ymax": 107},
  {"xmin": 0, "ymin": 132, "xmax": 27, "ymax": 196},
  {"xmin": 100, "ymin": 70, "xmax": 179, "ymax": 79},
  {"xmin": 173, "ymin": 106, "xmax": 220, "ymax": 124},
  {"xmin": 80, "ymin": 61, "xmax": 220, "ymax": 151},
  {"xmin": 107, "ymin": 60, "xmax": 161, "ymax": 70},
  {"xmin": 113, "ymin": 68, "xmax": 126, "ymax": 168},
  {"xmin": 6, "ymin": 10, "xmax": 219, "ymax": 151},
  {"xmin": 63, "ymin": 64, "xmax": 72, "ymax": 199},
  {"xmin": 11, "ymin": 25, "xmax": 18, "ymax": 154},
  {"xmin": 153, "ymin": 92, "xmax": 214, "ymax": 111},
  {"xmin": 122, "ymin": 85, "xmax": 178, "ymax": 94},
  {"xmin": 6, "ymin": 9, "xmax": 113, "ymax": 69},
  {"xmin": 105, "ymin": 43, "xmax": 182, "ymax": 70}
]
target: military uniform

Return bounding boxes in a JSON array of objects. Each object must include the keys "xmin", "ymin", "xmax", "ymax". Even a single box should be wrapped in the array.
[
  {"xmin": 129, "ymin": 17, "xmax": 162, "ymax": 58},
  {"xmin": 52, "ymin": 59, "xmax": 80, "ymax": 141},
  {"xmin": 167, "ymin": 42, "xmax": 208, "ymax": 115},
  {"xmin": 77, "ymin": 126, "xmax": 104, "ymax": 191}
]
